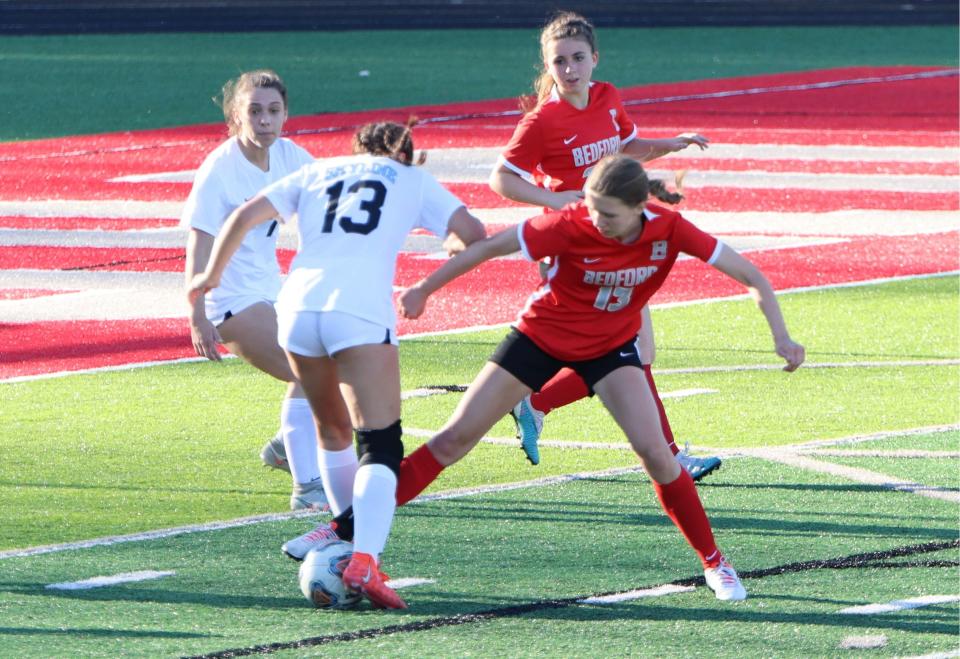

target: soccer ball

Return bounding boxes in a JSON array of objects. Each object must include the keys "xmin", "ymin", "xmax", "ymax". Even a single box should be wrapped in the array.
[{"xmin": 298, "ymin": 540, "xmax": 362, "ymax": 609}]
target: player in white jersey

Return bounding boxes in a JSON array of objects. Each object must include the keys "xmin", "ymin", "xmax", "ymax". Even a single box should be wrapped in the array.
[
  {"xmin": 183, "ymin": 70, "xmax": 354, "ymax": 512},
  {"xmin": 188, "ymin": 120, "xmax": 486, "ymax": 609}
]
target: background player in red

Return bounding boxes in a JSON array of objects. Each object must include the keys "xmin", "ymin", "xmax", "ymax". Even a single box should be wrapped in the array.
[
  {"xmin": 295, "ymin": 154, "xmax": 805, "ymax": 601},
  {"xmin": 489, "ymin": 11, "xmax": 721, "ymax": 477}
]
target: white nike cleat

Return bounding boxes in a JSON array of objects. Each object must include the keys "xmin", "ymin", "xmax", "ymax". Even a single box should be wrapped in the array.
[{"xmin": 704, "ymin": 557, "xmax": 747, "ymax": 601}]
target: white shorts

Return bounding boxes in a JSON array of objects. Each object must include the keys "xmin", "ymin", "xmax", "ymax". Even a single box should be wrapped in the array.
[
  {"xmin": 206, "ymin": 295, "xmax": 274, "ymax": 327},
  {"xmin": 278, "ymin": 310, "xmax": 398, "ymax": 358}
]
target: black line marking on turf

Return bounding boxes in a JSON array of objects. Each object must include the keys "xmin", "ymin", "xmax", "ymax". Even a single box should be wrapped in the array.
[
  {"xmin": 185, "ymin": 539, "xmax": 959, "ymax": 658},
  {"xmin": 64, "ymin": 254, "xmax": 186, "ymax": 271},
  {"xmin": 421, "ymin": 384, "xmax": 468, "ymax": 393}
]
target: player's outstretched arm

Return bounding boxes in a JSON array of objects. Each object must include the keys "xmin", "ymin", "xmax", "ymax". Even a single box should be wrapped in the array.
[
  {"xmin": 710, "ymin": 244, "xmax": 806, "ymax": 372},
  {"xmin": 623, "ymin": 133, "xmax": 709, "ymax": 162},
  {"xmin": 186, "ymin": 195, "xmax": 279, "ymax": 305},
  {"xmin": 399, "ymin": 227, "xmax": 521, "ymax": 319}
]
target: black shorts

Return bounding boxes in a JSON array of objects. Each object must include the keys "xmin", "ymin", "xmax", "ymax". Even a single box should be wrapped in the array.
[{"xmin": 489, "ymin": 328, "xmax": 643, "ymax": 392}]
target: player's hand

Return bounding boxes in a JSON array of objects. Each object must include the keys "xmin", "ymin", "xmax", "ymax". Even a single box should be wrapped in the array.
[
  {"xmin": 776, "ymin": 337, "xmax": 805, "ymax": 372},
  {"xmin": 675, "ymin": 133, "xmax": 710, "ymax": 151},
  {"xmin": 442, "ymin": 232, "xmax": 467, "ymax": 256},
  {"xmin": 190, "ymin": 315, "xmax": 223, "ymax": 361},
  {"xmin": 398, "ymin": 285, "xmax": 428, "ymax": 319},
  {"xmin": 548, "ymin": 189, "xmax": 584, "ymax": 210}
]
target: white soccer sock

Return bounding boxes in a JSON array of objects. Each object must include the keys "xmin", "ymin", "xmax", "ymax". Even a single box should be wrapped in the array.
[
  {"xmin": 351, "ymin": 463, "xmax": 398, "ymax": 558},
  {"xmin": 281, "ymin": 396, "xmax": 320, "ymax": 486},
  {"xmin": 318, "ymin": 445, "xmax": 359, "ymax": 516}
]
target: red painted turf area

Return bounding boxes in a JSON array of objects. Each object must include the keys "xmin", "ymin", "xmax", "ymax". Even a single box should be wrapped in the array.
[
  {"xmin": 2, "ymin": 232, "xmax": 956, "ymax": 379},
  {"xmin": 1, "ymin": 67, "xmax": 956, "ymax": 378},
  {"xmin": 0, "ymin": 66, "xmax": 955, "ymax": 204}
]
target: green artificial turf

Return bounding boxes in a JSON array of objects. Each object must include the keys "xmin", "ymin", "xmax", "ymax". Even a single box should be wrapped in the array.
[{"xmin": 1, "ymin": 25, "xmax": 956, "ymax": 140}]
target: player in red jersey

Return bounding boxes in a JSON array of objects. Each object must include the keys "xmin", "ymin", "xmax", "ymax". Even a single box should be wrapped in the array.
[
  {"xmin": 293, "ymin": 155, "xmax": 804, "ymax": 602},
  {"xmin": 490, "ymin": 11, "xmax": 722, "ymax": 476}
]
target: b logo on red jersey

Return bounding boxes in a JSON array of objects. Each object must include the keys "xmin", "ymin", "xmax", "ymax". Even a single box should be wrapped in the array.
[{"xmin": 651, "ymin": 241, "xmax": 668, "ymax": 260}]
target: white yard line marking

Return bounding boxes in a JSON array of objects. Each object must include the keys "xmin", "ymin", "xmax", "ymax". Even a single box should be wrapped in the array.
[
  {"xmin": 746, "ymin": 451, "xmax": 960, "ymax": 503},
  {"xmin": 0, "ymin": 508, "xmax": 316, "ymax": 560},
  {"xmin": 45, "ymin": 570, "xmax": 175, "ymax": 590},
  {"xmin": 838, "ymin": 595, "xmax": 960, "ymax": 615},
  {"xmin": 0, "ymin": 465, "xmax": 645, "ymax": 561},
  {"xmin": 901, "ymin": 651, "xmax": 960, "ymax": 659},
  {"xmin": 385, "ymin": 578, "xmax": 436, "ymax": 590},
  {"xmin": 578, "ymin": 584, "xmax": 695, "ymax": 604},
  {"xmin": 758, "ymin": 424, "xmax": 960, "ymax": 451},
  {"xmin": 0, "ymin": 199, "xmax": 184, "ymax": 219},
  {"xmin": 797, "ymin": 449, "xmax": 960, "ymax": 458},
  {"xmin": 656, "ymin": 359, "xmax": 960, "ymax": 375},
  {"xmin": 661, "ymin": 388, "xmax": 718, "ymax": 399},
  {"xmin": 3, "ymin": 423, "xmax": 956, "ymax": 560}
]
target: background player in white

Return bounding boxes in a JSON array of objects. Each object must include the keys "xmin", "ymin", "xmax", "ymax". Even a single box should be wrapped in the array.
[
  {"xmin": 489, "ymin": 11, "xmax": 723, "ymax": 479},
  {"xmin": 183, "ymin": 70, "xmax": 354, "ymax": 512},
  {"xmin": 188, "ymin": 120, "xmax": 486, "ymax": 609}
]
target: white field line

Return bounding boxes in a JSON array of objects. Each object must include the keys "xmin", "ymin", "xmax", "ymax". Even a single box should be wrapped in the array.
[
  {"xmin": 385, "ymin": 577, "xmax": 436, "ymax": 590},
  {"xmin": 744, "ymin": 451, "xmax": 960, "ymax": 503},
  {"xmin": 656, "ymin": 359, "xmax": 960, "ymax": 376},
  {"xmin": 796, "ymin": 449, "xmax": 960, "ymax": 458},
  {"xmin": 407, "ymin": 422, "xmax": 960, "ymax": 455},
  {"xmin": 901, "ymin": 651, "xmax": 960, "ymax": 659},
  {"xmin": 45, "ymin": 570, "xmax": 176, "ymax": 590},
  {"xmin": 2, "ymin": 349, "xmax": 956, "ymax": 389},
  {"xmin": 578, "ymin": 583, "xmax": 696, "ymax": 604},
  {"xmin": 776, "ymin": 424, "xmax": 960, "ymax": 450},
  {"xmin": 1, "ymin": 423, "xmax": 955, "ymax": 561},
  {"xmin": 838, "ymin": 595, "xmax": 960, "ymax": 615},
  {"xmin": 0, "ymin": 507, "xmax": 320, "ymax": 560},
  {"xmin": 0, "ymin": 465, "xmax": 646, "ymax": 561},
  {"xmin": 648, "ymin": 270, "xmax": 960, "ymax": 313}
]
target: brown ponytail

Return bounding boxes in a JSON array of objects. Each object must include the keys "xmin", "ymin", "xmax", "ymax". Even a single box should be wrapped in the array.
[
  {"xmin": 352, "ymin": 117, "xmax": 426, "ymax": 166},
  {"xmin": 586, "ymin": 154, "xmax": 684, "ymax": 206}
]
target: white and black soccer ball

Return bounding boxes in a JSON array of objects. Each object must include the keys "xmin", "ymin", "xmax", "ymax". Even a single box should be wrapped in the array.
[{"xmin": 298, "ymin": 540, "xmax": 361, "ymax": 609}]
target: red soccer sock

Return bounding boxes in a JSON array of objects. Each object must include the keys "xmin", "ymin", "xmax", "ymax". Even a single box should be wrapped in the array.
[
  {"xmin": 395, "ymin": 443, "xmax": 445, "ymax": 506},
  {"xmin": 530, "ymin": 368, "xmax": 590, "ymax": 415},
  {"xmin": 643, "ymin": 364, "xmax": 679, "ymax": 455},
  {"xmin": 652, "ymin": 469, "xmax": 721, "ymax": 568}
]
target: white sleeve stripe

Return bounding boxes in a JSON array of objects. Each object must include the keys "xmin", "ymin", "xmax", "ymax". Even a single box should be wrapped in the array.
[
  {"xmin": 496, "ymin": 155, "xmax": 536, "ymax": 183},
  {"xmin": 621, "ymin": 126, "xmax": 639, "ymax": 146},
  {"xmin": 707, "ymin": 240, "xmax": 725, "ymax": 266},
  {"xmin": 517, "ymin": 223, "xmax": 536, "ymax": 262}
]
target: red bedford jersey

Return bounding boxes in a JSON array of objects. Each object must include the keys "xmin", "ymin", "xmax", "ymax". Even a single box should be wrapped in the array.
[
  {"xmin": 498, "ymin": 81, "xmax": 638, "ymax": 193},
  {"xmin": 516, "ymin": 203, "xmax": 722, "ymax": 361}
]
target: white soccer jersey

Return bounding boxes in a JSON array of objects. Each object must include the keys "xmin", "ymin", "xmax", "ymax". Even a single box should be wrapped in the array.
[
  {"xmin": 181, "ymin": 136, "xmax": 314, "ymax": 320},
  {"xmin": 264, "ymin": 154, "xmax": 464, "ymax": 330}
]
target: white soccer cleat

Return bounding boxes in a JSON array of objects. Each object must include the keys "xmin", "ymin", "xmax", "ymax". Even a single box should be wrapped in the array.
[
  {"xmin": 676, "ymin": 442, "xmax": 722, "ymax": 482},
  {"xmin": 290, "ymin": 479, "xmax": 330, "ymax": 512},
  {"xmin": 704, "ymin": 557, "xmax": 747, "ymax": 601},
  {"xmin": 510, "ymin": 395, "xmax": 545, "ymax": 465},
  {"xmin": 260, "ymin": 433, "xmax": 290, "ymax": 473},
  {"xmin": 282, "ymin": 522, "xmax": 339, "ymax": 561}
]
